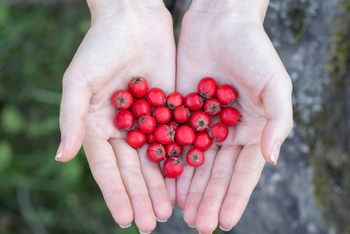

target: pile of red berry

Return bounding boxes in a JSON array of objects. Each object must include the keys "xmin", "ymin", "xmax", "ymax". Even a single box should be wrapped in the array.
[{"xmin": 113, "ymin": 77, "xmax": 240, "ymax": 178}]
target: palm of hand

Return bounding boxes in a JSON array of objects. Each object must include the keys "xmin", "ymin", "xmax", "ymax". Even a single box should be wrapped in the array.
[{"xmin": 176, "ymin": 11, "xmax": 292, "ymax": 232}]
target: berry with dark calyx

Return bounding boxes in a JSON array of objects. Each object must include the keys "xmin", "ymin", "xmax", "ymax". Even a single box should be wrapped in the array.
[
  {"xmin": 220, "ymin": 107, "xmax": 241, "ymax": 126},
  {"xmin": 175, "ymin": 125, "xmax": 195, "ymax": 146},
  {"xmin": 153, "ymin": 106, "xmax": 172, "ymax": 124},
  {"xmin": 138, "ymin": 114, "xmax": 156, "ymax": 134},
  {"xmin": 154, "ymin": 124, "xmax": 175, "ymax": 145},
  {"xmin": 216, "ymin": 84, "xmax": 237, "ymax": 105},
  {"xmin": 193, "ymin": 132, "xmax": 213, "ymax": 151},
  {"xmin": 167, "ymin": 121, "xmax": 179, "ymax": 131},
  {"xmin": 189, "ymin": 111, "xmax": 211, "ymax": 132},
  {"xmin": 147, "ymin": 88, "xmax": 166, "ymax": 107},
  {"xmin": 131, "ymin": 99, "xmax": 151, "ymax": 119},
  {"xmin": 163, "ymin": 157, "xmax": 184, "ymax": 178},
  {"xmin": 165, "ymin": 142, "xmax": 183, "ymax": 157},
  {"xmin": 197, "ymin": 77, "xmax": 217, "ymax": 99},
  {"xmin": 186, "ymin": 148, "xmax": 205, "ymax": 167},
  {"xmin": 112, "ymin": 90, "xmax": 133, "ymax": 110},
  {"xmin": 173, "ymin": 106, "xmax": 190, "ymax": 124},
  {"xmin": 127, "ymin": 129, "xmax": 146, "ymax": 148},
  {"xmin": 204, "ymin": 98, "xmax": 222, "ymax": 116},
  {"xmin": 209, "ymin": 123, "xmax": 229, "ymax": 143},
  {"xmin": 166, "ymin": 92, "xmax": 184, "ymax": 110},
  {"xmin": 184, "ymin": 92, "xmax": 203, "ymax": 111},
  {"xmin": 147, "ymin": 132, "xmax": 157, "ymax": 144},
  {"xmin": 128, "ymin": 76, "xmax": 149, "ymax": 98},
  {"xmin": 147, "ymin": 143, "xmax": 166, "ymax": 163},
  {"xmin": 114, "ymin": 110, "xmax": 135, "ymax": 131}
]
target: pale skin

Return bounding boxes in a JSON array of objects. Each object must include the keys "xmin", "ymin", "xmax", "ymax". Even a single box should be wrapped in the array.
[{"xmin": 56, "ymin": 0, "xmax": 293, "ymax": 234}]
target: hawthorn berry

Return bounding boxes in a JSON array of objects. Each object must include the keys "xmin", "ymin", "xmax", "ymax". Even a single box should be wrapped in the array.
[
  {"xmin": 114, "ymin": 110, "xmax": 135, "ymax": 131},
  {"xmin": 138, "ymin": 114, "xmax": 156, "ymax": 134},
  {"xmin": 166, "ymin": 121, "xmax": 179, "ymax": 131},
  {"xmin": 173, "ymin": 106, "xmax": 190, "ymax": 124},
  {"xmin": 153, "ymin": 106, "xmax": 172, "ymax": 124},
  {"xmin": 193, "ymin": 132, "xmax": 213, "ymax": 151},
  {"xmin": 165, "ymin": 142, "xmax": 183, "ymax": 157},
  {"xmin": 210, "ymin": 123, "xmax": 228, "ymax": 142},
  {"xmin": 126, "ymin": 129, "xmax": 146, "ymax": 148},
  {"xmin": 154, "ymin": 125, "xmax": 175, "ymax": 145},
  {"xmin": 189, "ymin": 111, "xmax": 211, "ymax": 132},
  {"xmin": 220, "ymin": 107, "xmax": 241, "ymax": 126},
  {"xmin": 112, "ymin": 90, "xmax": 133, "ymax": 110},
  {"xmin": 147, "ymin": 88, "xmax": 166, "ymax": 106},
  {"xmin": 204, "ymin": 98, "xmax": 222, "ymax": 116},
  {"xmin": 184, "ymin": 92, "xmax": 203, "ymax": 111},
  {"xmin": 163, "ymin": 157, "xmax": 183, "ymax": 178},
  {"xmin": 186, "ymin": 148, "xmax": 205, "ymax": 167},
  {"xmin": 216, "ymin": 84, "xmax": 237, "ymax": 105},
  {"xmin": 131, "ymin": 99, "xmax": 151, "ymax": 119},
  {"xmin": 166, "ymin": 92, "xmax": 183, "ymax": 110},
  {"xmin": 147, "ymin": 143, "xmax": 166, "ymax": 163},
  {"xmin": 128, "ymin": 76, "xmax": 149, "ymax": 98},
  {"xmin": 175, "ymin": 125, "xmax": 195, "ymax": 146},
  {"xmin": 197, "ymin": 77, "xmax": 217, "ymax": 99},
  {"xmin": 146, "ymin": 132, "xmax": 157, "ymax": 145}
]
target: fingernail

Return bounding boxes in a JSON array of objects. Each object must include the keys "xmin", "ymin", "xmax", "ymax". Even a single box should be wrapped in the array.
[
  {"xmin": 119, "ymin": 223, "xmax": 132, "ymax": 228},
  {"xmin": 188, "ymin": 224, "xmax": 195, "ymax": 228},
  {"xmin": 55, "ymin": 140, "xmax": 64, "ymax": 161},
  {"xmin": 139, "ymin": 231, "xmax": 151, "ymax": 234},
  {"xmin": 198, "ymin": 232, "xmax": 212, "ymax": 234},
  {"xmin": 219, "ymin": 225, "xmax": 233, "ymax": 231},
  {"xmin": 156, "ymin": 217, "xmax": 167, "ymax": 222},
  {"xmin": 271, "ymin": 141, "xmax": 281, "ymax": 165}
]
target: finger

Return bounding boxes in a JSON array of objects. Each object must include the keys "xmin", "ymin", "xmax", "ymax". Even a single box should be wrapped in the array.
[
  {"xmin": 137, "ymin": 145, "xmax": 173, "ymax": 222},
  {"xmin": 110, "ymin": 138, "xmax": 156, "ymax": 233},
  {"xmin": 195, "ymin": 145, "xmax": 241, "ymax": 233},
  {"xmin": 83, "ymin": 135, "xmax": 133, "ymax": 227},
  {"xmin": 56, "ymin": 68, "xmax": 91, "ymax": 162},
  {"xmin": 261, "ymin": 68, "xmax": 293, "ymax": 165},
  {"xmin": 183, "ymin": 146, "xmax": 219, "ymax": 227},
  {"xmin": 219, "ymin": 143, "xmax": 265, "ymax": 230}
]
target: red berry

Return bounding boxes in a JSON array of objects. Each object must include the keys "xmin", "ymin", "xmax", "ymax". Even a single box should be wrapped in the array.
[
  {"xmin": 173, "ymin": 106, "xmax": 190, "ymax": 124},
  {"xmin": 197, "ymin": 77, "xmax": 217, "ymax": 99},
  {"xmin": 147, "ymin": 132, "xmax": 157, "ymax": 144},
  {"xmin": 138, "ymin": 114, "xmax": 156, "ymax": 134},
  {"xmin": 210, "ymin": 123, "xmax": 228, "ymax": 142},
  {"xmin": 203, "ymin": 98, "xmax": 222, "ymax": 116},
  {"xmin": 189, "ymin": 111, "xmax": 211, "ymax": 132},
  {"xmin": 154, "ymin": 125, "xmax": 175, "ymax": 145},
  {"xmin": 216, "ymin": 84, "xmax": 237, "ymax": 105},
  {"xmin": 167, "ymin": 121, "xmax": 179, "ymax": 131},
  {"xmin": 193, "ymin": 132, "xmax": 213, "ymax": 151},
  {"xmin": 165, "ymin": 142, "xmax": 183, "ymax": 157},
  {"xmin": 112, "ymin": 90, "xmax": 134, "ymax": 110},
  {"xmin": 166, "ymin": 92, "xmax": 184, "ymax": 110},
  {"xmin": 163, "ymin": 157, "xmax": 183, "ymax": 178},
  {"xmin": 184, "ymin": 92, "xmax": 203, "ymax": 111},
  {"xmin": 128, "ymin": 76, "xmax": 149, "ymax": 98},
  {"xmin": 147, "ymin": 143, "xmax": 166, "ymax": 162},
  {"xmin": 175, "ymin": 125, "xmax": 195, "ymax": 146},
  {"xmin": 131, "ymin": 99, "xmax": 151, "ymax": 119},
  {"xmin": 114, "ymin": 110, "xmax": 135, "ymax": 131},
  {"xmin": 220, "ymin": 107, "xmax": 241, "ymax": 126},
  {"xmin": 147, "ymin": 88, "xmax": 166, "ymax": 107},
  {"xmin": 127, "ymin": 129, "xmax": 146, "ymax": 148},
  {"xmin": 186, "ymin": 148, "xmax": 205, "ymax": 167},
  {"xmin": 153, "ymin": 106, "xmax": 172, "ymax": 124}
]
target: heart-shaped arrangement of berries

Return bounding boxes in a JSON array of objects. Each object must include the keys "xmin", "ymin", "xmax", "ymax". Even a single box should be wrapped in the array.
[{"xmin": 113, "ymin": 77, "xmax": 240, "ymax": 178}]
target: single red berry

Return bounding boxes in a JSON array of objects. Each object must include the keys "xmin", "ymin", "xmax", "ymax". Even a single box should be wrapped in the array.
[
  {"xmin": 167, "ymin": 121, "xmax": 179, "ymax": 131},
  {"xmin": 216, "ymin": 84, "xmax": 237, "ymax": 105},
  {"xmin": 128, "ymin": 76, "xmax": 149, "ymax": 98},
  {"xmin": 147, "ymin": 132, "xmax": 157, "ymax": 144},
  {"xmin": 186, "ymin": 148, "xmax": 205, "ymax": 167},
  {"xmin": 163, "ymin": 157, "xmax": 183, "ymax": 178},
  {"xmin": 165, "ymin": 142, "xmax": 183, "ymax": 157},
  {"xmin": 114, "ymin": 110, "xmax": 135, "ymax": 131},
  {"xmin": 189, "ymin": 111, "xmax": 211, "ymax": 132},
  {"xmin": 184, "ymin": 92, "xmax": 203, "ymax": 111},
  {"xmin": 154, "ymin": 125, "xmax": 175, "ymax": 145},
  {"xmin": 138, "ymin": 114, "xmax": 156, "ymax": 134},
  {"xmin": 153, "ymin": 106, "xmax": 172, "ymax": 124},
  {"xmin": 210, "ymin": 123, "xmax": 228, "ymax": 142},
  {"xmin": 166, "ymin": 92, "xmax": 184, "ymax": 110},
  {"xmin": 127, "ymin": 129, "xmax": 146, "ymax": 148},
  {"xmin": 204, "ymin": 98, "xmax": 222, "ymax": 116},
  {"xmin": 147, "ymin": 143, "xmax": 166, "ymax": 163},
  {"xmin": 131, "ymin": 99, "xmax": 151, "ymax": 119},
  {"xmin": 175, "ymin": 125, "xmax": 195, "ymax": 146},
  {"xmin": 147, "ymin": 88, "xmax": 166, "ymax": 107},
  {"xmin": 193, "ymin": 132, "xmax": 213, "ymax": 151},
  {"xmin": 197, "ymin": 77, "xmax": 217, "ymax": 99},
  {"xmin": 112, "ymin": 90, "xmax": 133, "ymax": 110},
  {"xmin": 173, "ymin": 106, "xmax": 190, "ymax": 124},
  {"xmin": 220, "ymin": 107, "xmax": 241, "ymax": 126}
]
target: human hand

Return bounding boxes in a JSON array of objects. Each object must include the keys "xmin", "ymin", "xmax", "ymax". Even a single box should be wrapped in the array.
[
  {"xmin": 55, "ymin": 1, "xmax": 176, "ymax": 232},
  {"xmin": 176, "ymin": 1, "xmax": 293, "ymax": 233}
]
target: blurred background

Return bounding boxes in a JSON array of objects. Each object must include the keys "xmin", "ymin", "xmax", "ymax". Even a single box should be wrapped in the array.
[{"xmin": 0, "ymin": 0, "xmax": 349, "ymax": 233}]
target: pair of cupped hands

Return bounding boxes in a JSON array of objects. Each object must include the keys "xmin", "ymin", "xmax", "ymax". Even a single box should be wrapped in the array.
[{"xmin": 56, "ymin": 1, "xmax": 293, "ymax": 233}]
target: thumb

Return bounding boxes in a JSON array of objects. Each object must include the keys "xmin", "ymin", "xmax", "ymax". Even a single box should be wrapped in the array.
[
  {"xmin": 260, "ymin": 68, "xmax": 293, "ymax": 165},
  {"xmin": 55, "ymin": 69, "xmax": 91, "ymax": 162}
]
